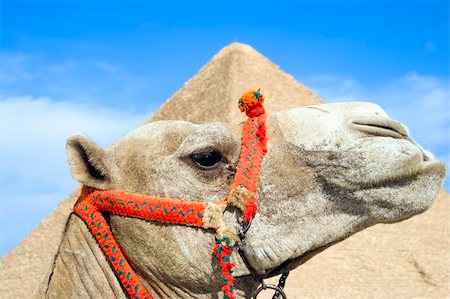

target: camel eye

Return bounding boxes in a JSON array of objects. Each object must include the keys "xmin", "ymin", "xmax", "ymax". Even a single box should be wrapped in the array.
[{"xmin": 191, "ymin": 151, "xmax": 223, "ymax": 169}]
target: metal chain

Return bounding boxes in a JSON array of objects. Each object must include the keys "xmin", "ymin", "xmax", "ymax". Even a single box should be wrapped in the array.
[
  {"xmin": 272, "ymin": 272, "xmax": 289, "ymax": 299},
  {"xmin": 253, "ymin": 271, "xmax": 290, "ymax": 299}
]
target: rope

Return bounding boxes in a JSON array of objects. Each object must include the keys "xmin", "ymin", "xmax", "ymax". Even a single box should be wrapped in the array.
[
  {"xmin": 213, "ymin": 238, "xmax": 236, "ymax": 299},
  {"xmin": 74, "ymin": 188, "xmax": 152, "ymax": 299}
]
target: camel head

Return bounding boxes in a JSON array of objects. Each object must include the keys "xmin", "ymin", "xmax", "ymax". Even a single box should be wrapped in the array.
[{"xmin": 66, "ymin": 102, "xmax": 445, "ymax": 297}]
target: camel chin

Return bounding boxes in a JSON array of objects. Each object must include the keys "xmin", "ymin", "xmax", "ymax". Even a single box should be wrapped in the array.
[{"xmin": 260, "ymin": 157, "xmax": 446, "ymax": 277}]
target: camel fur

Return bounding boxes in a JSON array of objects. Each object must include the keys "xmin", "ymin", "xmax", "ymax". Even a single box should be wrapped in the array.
[{"xmin": 36, "ymin": 102, "xmax": 445, "ymax": 298}]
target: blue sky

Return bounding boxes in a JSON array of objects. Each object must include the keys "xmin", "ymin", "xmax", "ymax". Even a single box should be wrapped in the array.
[{"xmin": 0, "ymin": 0, "xmax": 448, "ymax": 256}]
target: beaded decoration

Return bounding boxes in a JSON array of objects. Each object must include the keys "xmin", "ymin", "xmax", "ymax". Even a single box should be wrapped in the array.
[{"xmin": 73, "ymin": 89, "xmax": 268, "ymax": 299}]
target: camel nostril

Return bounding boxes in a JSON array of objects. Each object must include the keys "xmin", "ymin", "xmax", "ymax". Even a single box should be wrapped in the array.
[
  {"xmin": 421, "ymin": 149, "xmax": 434, "ymax": 162},
  {"xmin": 349, "ymin": 117, "xmax": 409, "ymax": 139}
]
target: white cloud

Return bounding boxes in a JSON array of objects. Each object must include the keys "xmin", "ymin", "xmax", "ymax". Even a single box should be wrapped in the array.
[
  {"xmin": 0, "ymin": 53, "xmax": 36, "ymax": 84},
  {"xmin": 0, "ymin": 96, "xmax": 148, "ymax": 255},
  {"xmin": 0, "ymin": 53, "xmax": 159, "ymax": 112}
]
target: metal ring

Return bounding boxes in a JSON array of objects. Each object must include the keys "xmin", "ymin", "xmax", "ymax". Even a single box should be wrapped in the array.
[
  {"xmin": 253, "ymin": 283, "xmax": 287, "ymax": 299},
  {"xmin": 238, "ymin": 218, "xmax": 252, "ymax": 240}
]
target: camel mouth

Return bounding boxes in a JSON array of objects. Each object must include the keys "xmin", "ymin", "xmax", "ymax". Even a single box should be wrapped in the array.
[
  {"xmin": 400, "ymin": 159, "xmax": 444, "ymax": 181},
  {"xmin": 394, "ymin": 159, "xmax": 444, "ymax": 180},
  {"xmin": 416, "ymin": 159, "xmax": 446, "ymax": 175},
  {"xmin": 357, "ymin": 159, "xmax": 446, "ymax": 190}
]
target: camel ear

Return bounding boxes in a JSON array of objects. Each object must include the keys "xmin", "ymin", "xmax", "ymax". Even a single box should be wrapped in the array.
[{"xmin": 66, "ymin": 134, "xmax": 112, "ymax": 189}]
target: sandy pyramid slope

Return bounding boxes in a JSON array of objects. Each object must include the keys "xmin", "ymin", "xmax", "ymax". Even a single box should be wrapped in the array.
[
  {"xmin": 149, "ymin": 43, "xmax": 323, "ymax": 124},
  {"xmin": 1, "ymin": 42, "xmax": 447, "ymax": 299},
  {"xmin": 0, "ymin": 189, "xmax": 80, "ymax": 298}
]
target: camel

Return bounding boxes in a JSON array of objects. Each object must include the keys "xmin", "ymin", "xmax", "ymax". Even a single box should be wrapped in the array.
[
  {"xmin": 1, "ymin": 43, "xmax": 447, "ymax": 298},
  {"xmin": 35, "ymin": 101, "xmax": 445, "ymax": 298}
]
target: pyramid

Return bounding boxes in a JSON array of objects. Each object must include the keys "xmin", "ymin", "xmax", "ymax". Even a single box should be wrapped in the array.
[
  {"xmin": 1, "ymin": 43, "xmax": 448, "ymax": 299},
  {"xmin": 148, "ymin": 43, "xmax": 323, "ymax": 124}
]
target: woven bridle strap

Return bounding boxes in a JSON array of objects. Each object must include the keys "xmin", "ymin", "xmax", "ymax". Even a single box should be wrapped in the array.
[{"xmin": 73, "ymin": 89, "xmax": 267, "ymax": 299}]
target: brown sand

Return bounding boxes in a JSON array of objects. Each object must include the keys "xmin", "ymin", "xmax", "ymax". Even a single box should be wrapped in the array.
[{"xmin": 0, "ymin": 42, "xmax": 448, "ymax": 298}]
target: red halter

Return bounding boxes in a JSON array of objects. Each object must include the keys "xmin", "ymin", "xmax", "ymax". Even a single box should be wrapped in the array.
[{"xmin": 73, "ymin": 89, "xmax": 267, "ymax": 299}]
